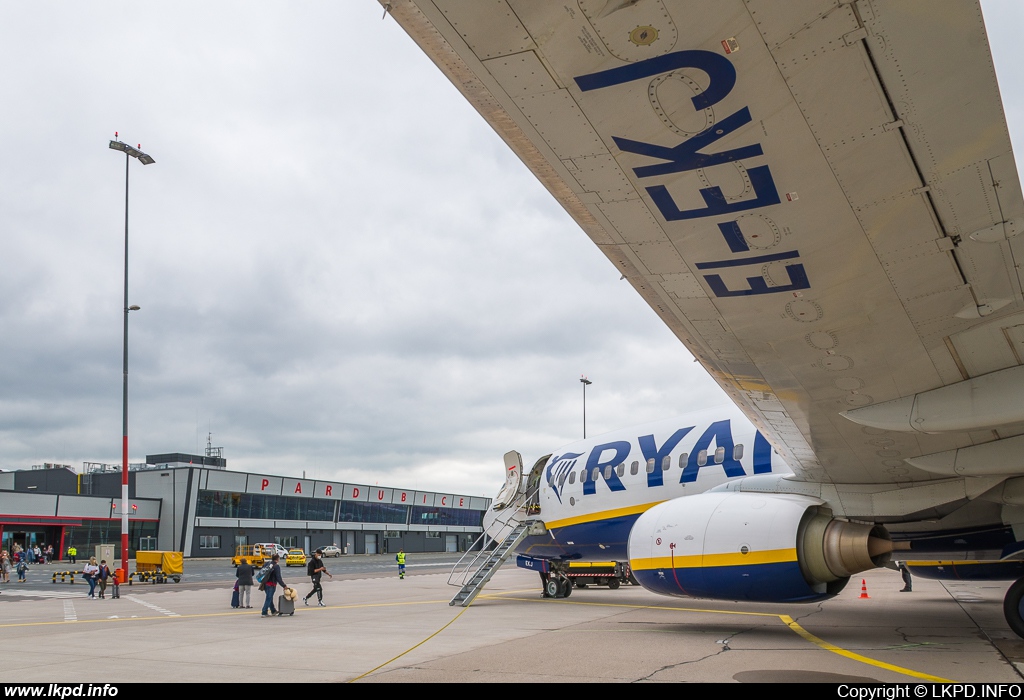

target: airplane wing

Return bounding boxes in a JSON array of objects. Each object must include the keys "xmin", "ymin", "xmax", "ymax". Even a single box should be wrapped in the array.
[{"xmin": 382, "ymin": 0, "xmax": 1024, "ymax": 488}]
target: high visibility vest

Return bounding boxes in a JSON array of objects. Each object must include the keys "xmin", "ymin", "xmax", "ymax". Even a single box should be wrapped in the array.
[{"xmin": 396, "ymin": 552, "xmax": 406, "ymax": 565}]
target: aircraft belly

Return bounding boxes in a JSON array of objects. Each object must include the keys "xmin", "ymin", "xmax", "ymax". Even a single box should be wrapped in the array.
[{"xmin": 520, "ymin": 513, "xmax": 640, "ymax": 562}]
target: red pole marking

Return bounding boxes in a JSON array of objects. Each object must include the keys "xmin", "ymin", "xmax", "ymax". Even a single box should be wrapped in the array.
[{"xmin": 668, "ymin": 542, "xmax": 688, "ymax": 595}]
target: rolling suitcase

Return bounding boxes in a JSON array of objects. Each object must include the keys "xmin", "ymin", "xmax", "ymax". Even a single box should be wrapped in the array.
[
  {"xmin": 278, "ymin": 594, "xmax": 295, "ymax": 616},
  {"xmin": 231, "ymin": 588, "xmax": 240, "ymax": 609}
]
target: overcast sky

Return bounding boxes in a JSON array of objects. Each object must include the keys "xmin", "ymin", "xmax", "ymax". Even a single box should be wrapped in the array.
[{"xmin": 1, "ymin": 2, "xmax": 1021, "ymax": 498}]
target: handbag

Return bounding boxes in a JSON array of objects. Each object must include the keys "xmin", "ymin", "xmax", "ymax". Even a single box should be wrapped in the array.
[{"xmin": 258, "ymin": 581, "xmax": 266, "ymax": 592}]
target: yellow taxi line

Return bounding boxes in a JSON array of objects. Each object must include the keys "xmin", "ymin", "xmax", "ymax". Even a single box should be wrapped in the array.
[{"xmin": 488, "ymin": 592, "xmax": 954, "ymax": 683}]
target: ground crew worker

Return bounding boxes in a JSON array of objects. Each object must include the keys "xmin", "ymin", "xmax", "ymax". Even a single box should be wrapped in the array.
[
  {"xmin": 396, "ymin": 549, "xmax": 406, "ymax": 579},
  {"xmin": 67, "ymin": 546, "xmax": 77, "ymax": 564}
]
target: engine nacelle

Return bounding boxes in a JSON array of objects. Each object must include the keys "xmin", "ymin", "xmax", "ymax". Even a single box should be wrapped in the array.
[{"xmin": 627, "ymin": 492, "xmax": 892, "ymax": 603}]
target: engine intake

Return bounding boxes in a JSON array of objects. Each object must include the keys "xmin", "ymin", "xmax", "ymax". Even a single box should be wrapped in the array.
[{"xmin": 627, "ymin": 492, "xmax": 892, "ymax": 603}]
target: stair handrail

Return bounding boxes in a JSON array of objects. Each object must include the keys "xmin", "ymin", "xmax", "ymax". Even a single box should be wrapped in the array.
[{"xmin": 447, "ymin": 485, "xmax": 538, "ymax": 587}]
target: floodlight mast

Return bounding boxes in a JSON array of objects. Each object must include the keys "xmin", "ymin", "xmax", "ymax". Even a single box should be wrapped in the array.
[
  {"xmin": 580, "ymin": 376, "xmax": 592, "ymax": 439},
  {"xmin": 108, "ymin": 136, "xmax": 154, "ymax": 577}
]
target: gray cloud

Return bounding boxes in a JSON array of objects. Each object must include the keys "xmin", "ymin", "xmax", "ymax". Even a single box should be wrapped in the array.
[{"xmin": 2, "ymin": 2, "xmax": 1017, "ymax": 498}]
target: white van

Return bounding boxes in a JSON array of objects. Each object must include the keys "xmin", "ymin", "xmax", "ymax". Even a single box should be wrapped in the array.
[{"xmin": 256, "ymin": 543, "xmax": 289, "ymax": 560}]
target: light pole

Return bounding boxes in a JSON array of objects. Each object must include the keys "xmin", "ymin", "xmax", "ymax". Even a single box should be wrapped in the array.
[
  {"xmin": 580, "ymin": 376, "xmax": 592, "ymax": 439},
  {"xmin": 108, "ymin": 135, "xmax": 154, "ymax": 577}
]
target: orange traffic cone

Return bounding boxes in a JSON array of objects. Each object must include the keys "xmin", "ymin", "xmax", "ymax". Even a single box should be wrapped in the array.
[{"xmin": 859, "ymin": 579, "xmax": 870, "ymax": 599}]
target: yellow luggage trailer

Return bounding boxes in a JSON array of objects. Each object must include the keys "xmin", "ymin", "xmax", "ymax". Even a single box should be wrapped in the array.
[
  {"xmin": 131, "ymin": 551, "xmax": 183, "ymax": 584},
  {"xmin": 231, "ymin": 544, "xmax": 272, "ymax": 568}
]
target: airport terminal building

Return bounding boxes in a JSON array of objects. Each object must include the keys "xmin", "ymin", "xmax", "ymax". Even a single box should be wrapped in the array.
[{"xmin": 0, "ymin": 455, "xmax": 491, "ymax": 560}]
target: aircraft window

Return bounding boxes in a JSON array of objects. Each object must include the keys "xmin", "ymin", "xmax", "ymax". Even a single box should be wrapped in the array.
[
  {"xmin": 697, "ymin": 450, "xmax": 708, "ymax": 467},
  {"xmin": 580, "ymin": 469, "xmax": 587, "ymax": 482},
  {"xmin": 714, "ymin": 446, "xmax": 725, "ymax": 464},
  {"xmin": 604, "ymin": 465, "xmax": 613, "ymax": 480},
  {"xmin": 646, "ymin": 459, "xmax": 655, "ymax": 474},
  {"xmin": 616, "ymin": 463, "xmax": 624, "ymax": 477},
  {"xmin": 661, "ymin": 455, "xmax": 670, "ymax": 471},
  {"xmin": 630, "ymin": 461, "xmax": 639, "ymax": 475},
  {"xmin": 679, "ymin": 453, "xmax": 688, "ymax": 469},
  {"xmin": 592, "ymin": 467, "xmax": 600, "ymax": 481},
  {"xmin": 734, "ymin": 444, "xmax": 744, "ymax": 460},
  {"xmin": 569, "ymin": 472, "xmax": 575, "ymax": 485},
  {"xmin": 558, "ymin": 474, "xmax": 566, "ymax": 487}
]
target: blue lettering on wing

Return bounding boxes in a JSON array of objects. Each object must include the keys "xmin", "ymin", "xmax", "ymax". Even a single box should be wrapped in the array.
[
  {"xmin": 647, "ymin": 164, "xmax": 781, "ymax": 221},
  {"xmin": 638, "ymin": 427, "xmax": 693, "ymax": 488},
  {"xmin": 680, "ymin": 420, "xmax": 746, "ymax": 483},
  {"xmin": 718, "ymin": 220, "xmax": 749, "ymax": 252},
  {"xmin": 582, "ymin": 441, "xmax": 629, "ymax": 495},
  {"xmin": 574, "ymin": 50, "xmax": 736, "ymax": 109},
  {"xmin": 696, "ymin": 251, "xmax": 809, "ymax": 297},
  {"xmin": 572, "ymin": 46, "xmax": 812, "ymax": 300},
  {"xmin": 614, "ymin": 108, "xmax": 762, "ymax": 179},
  {"xmin": 545, "ymin": 452, "xmax": 584, "ymax": 504}
]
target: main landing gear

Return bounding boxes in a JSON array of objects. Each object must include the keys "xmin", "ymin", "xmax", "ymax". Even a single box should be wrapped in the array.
[
  {"xmin": 540, "ymin": 568, "xmax": 572, "ymax": 599},
  {"xmin": 1003, "ymin": 578, "xmax": 1024, "ymax": 638},
  {"xmin": 544, "ymin": 576, "xmax": 572, "ymax": 599}
]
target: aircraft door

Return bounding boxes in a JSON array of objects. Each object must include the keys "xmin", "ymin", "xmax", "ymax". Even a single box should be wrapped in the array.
[
  {"xmin": 525, "ymin": 455, "xmax": 550, "ymax": 515},
  {"xmin": 494, "ymin": 451, "xmax": 525, "ymax": 509}
]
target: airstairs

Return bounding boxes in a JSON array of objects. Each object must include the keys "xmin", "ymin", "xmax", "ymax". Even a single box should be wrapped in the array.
[
  {"xmin": 448, "ymin": 519, "xmax": 532, "ymax": 607},
  {"xmin": 448, "ymin": 450, "xmax": 547, "ymax": 607}
]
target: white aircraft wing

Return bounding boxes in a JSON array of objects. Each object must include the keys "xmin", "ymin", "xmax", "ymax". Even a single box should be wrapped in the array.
[{"xmin": 383, "ymin": 0, "xmax": 1024, "ymax": 487}]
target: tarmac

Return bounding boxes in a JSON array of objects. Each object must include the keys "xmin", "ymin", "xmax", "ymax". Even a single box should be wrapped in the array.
[{"xmin": 1, "ymin": 563, "xmax": 1023, "ymax": 683}]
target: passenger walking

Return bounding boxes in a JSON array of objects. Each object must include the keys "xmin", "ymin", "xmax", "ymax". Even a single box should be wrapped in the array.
[
  {"xmin": 303, "ymin": 549, "xmax": 333, "ymax": 607},
  {"xmin": 82, "ymin": 557, "xmax": 100, "ymax": 598},
  {"xmin": 16, "ymin": 558, "xmax": 27, "ymax": 583},
  {"xmin": 97, "ymin": 560, "xmax": 112, "ymax": 599},
  {"xmin": 1, "ymin": 551, "xmax": 11, "ymax": 583},
  {"xmin": 396, "ymin": 549, "xmax": 406, "ymax": 579},
  {"xmin": 235, "ymin": 557, "xmax": 255, "ymax": 609},
  {"xmin": 260, "ymin": 554, "xmax": 287, "ymax": 617}
]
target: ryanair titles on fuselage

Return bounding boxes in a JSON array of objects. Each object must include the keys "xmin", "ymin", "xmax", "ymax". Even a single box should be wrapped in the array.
[{"xmin": 543, "ymin": 418, "xmax": 777, "ymax": 505}]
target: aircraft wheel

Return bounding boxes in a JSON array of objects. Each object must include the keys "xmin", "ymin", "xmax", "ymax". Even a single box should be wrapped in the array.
[
  {"xmin": 608, "ymin": 579, "xmax": 620, "ymax": 590},
  {"xmin": 545, "ymin": 579, "xmax": 560, "ymax": 598},
  {"xmin": 560, "ymin": 579, "xmax": 572, "ymax": 598},
  {"xmin": 1003, "ymin": 578, "xmax": 1024, "ymax": 639}
]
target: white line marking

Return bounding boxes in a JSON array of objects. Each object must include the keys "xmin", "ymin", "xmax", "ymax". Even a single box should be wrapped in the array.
[
  {"xmin": 63, "ymin": 600, "xmax": 77, "ymax": 622},
  {"xmin": 125, "ymin": 594, "xmax": 179, "ymax": 617}
]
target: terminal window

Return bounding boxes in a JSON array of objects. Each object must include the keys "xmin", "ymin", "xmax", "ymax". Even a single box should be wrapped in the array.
[{"xmin": 199, "ymin": 535, "xmax": 221, "ymax": 550}]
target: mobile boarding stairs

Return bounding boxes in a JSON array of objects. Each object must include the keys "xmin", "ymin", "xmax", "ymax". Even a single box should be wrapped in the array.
[{"xmin": 448, "ymin": 450, "xmax": 547, "ymax": 607}]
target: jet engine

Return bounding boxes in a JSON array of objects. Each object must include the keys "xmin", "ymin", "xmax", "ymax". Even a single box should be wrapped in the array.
[{"xmin": 627, "ymin": 492, "xmax": 893, "ymax": 603}]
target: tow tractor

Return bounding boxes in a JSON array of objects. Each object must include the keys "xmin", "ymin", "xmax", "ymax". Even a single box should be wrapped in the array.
[
  {"xmin": 567, "ymin": 561, "xmax": 637, "ymax": 589},
  {"xmin": 516, "ymin": 555, "xmax": 636, "ymax": 597}
]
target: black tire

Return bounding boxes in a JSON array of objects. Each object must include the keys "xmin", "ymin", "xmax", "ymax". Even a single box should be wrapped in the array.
[
  {"xmin": 575, "ymin": 581, "xmax": 587, "ymax": 589},
  {"xmin": 172, "ymin": 576, "xmax": 181, "ymax": 583},
  {"xmin": 545, "ymin": 579, "xmax": 560, "ymax": 598},
  {"xmin": 561, "ymin": 579, "xmax": 572, "ymax": 598},
  {"xmin": 1004, "ymin": 578, "xmax": 1024, "ymax": 639},
  {"xmin": 608, "ymin": 579, "xmax": 620, "ymax": 590}
]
